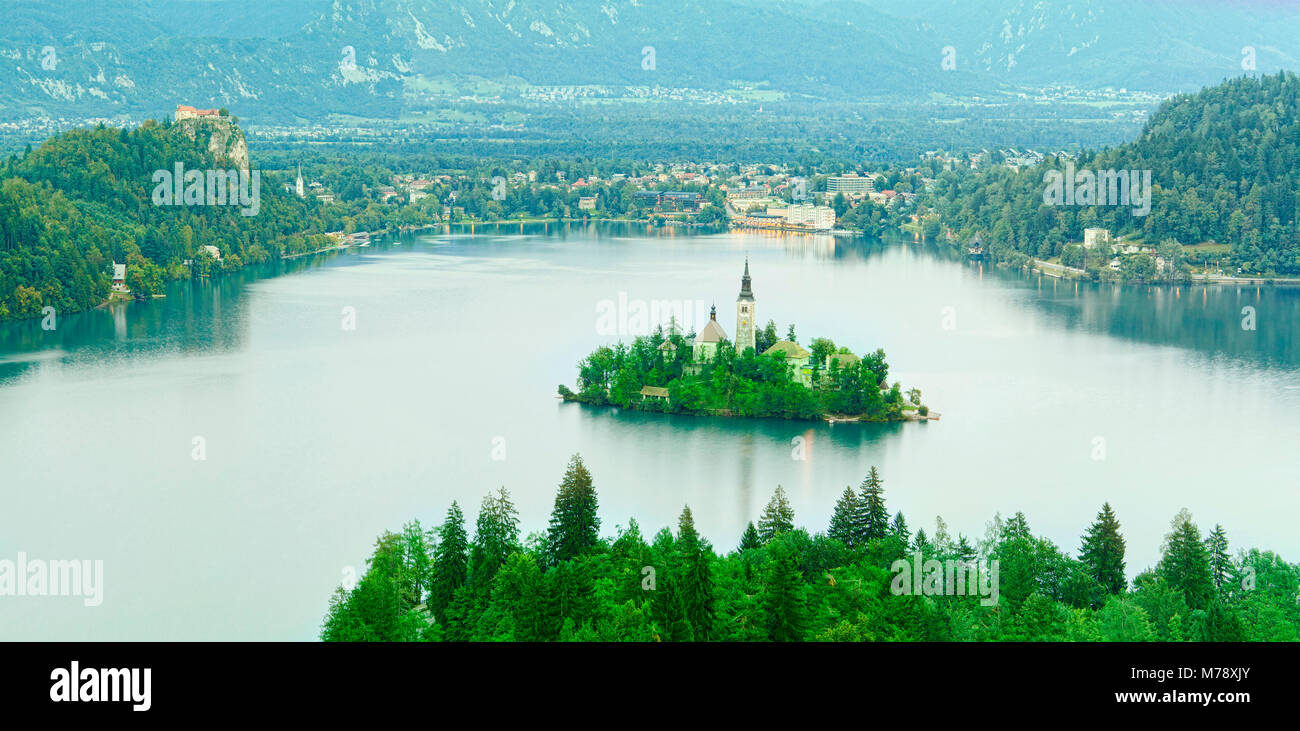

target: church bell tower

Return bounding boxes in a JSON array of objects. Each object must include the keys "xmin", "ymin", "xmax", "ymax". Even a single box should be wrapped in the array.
[{"xmin": 736, "ymin": 259, "xmax": 755, "ymax": 353}]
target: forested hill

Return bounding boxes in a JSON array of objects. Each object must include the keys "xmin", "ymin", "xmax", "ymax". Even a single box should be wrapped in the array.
[
  {"xmin": 0, "ymin": 116, "xmax": 333, "ymax": 321},
  {"xmin": 926, "ymin": 72, "xmax": 1300, "ymax": 276}
]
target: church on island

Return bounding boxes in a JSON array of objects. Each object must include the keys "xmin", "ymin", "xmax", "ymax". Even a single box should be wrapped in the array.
[
  {"xmin": 569, "ymin": 258, "xmax": 924, "ymax": 422},
  {"xmin": 687, "ymin": 260, "xmax": 815, "ymax": 386}
]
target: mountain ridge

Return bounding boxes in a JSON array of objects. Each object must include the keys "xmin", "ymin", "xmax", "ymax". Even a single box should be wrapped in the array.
[{"xmin": 3, "ymin": 0, "xmax": 1298, "ymax": 123}]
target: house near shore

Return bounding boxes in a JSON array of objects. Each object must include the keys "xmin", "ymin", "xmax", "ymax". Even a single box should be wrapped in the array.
[
  {"xmin": 111, "ymin": 262, "xmax": 128, "ymax": 292},
  {"xmin": 639, "ymin": 386, "xmax": 670, "ymax": 403}
]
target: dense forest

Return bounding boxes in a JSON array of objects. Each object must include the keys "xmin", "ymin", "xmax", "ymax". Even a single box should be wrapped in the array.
[
  {"xmin": 558, "ymin": 326, "xmax": 918, "ymax": 421},
  {"xmin": 321, "ymin": 456, "xmax": 1299, "ymax": 642},
  {"xmin": 0, "ymin": 117, "xmax": 429, "ymax": 322},
  {"xmin": 924, "ymin": 72, "xmax": 1300, "ymax": 277}
]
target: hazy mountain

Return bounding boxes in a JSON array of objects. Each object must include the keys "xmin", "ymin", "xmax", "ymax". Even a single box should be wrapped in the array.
[
  {"xmin": 1, "ymin": 0, "xmax": 1296, "ymax": 123},
  {"xmin": 849, "ymin": 0, "xmax": 1300, "ymax": 89}
]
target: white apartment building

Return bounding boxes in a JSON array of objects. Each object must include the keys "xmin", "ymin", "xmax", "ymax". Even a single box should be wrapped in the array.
[{"xmin": 826, "ymin": 173, "xmax": 875, "ymax": 194}]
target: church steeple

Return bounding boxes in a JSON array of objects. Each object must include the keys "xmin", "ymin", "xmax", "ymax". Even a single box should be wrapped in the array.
[{"xmin": 735, "ymin": 259, "xmax": 756, "ymax": 353}]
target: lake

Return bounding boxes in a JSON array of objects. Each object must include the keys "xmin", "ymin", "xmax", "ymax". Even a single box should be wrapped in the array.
[{"xmin": 1, "ymin": 222, "xmax": 1297, "ymax": 640}]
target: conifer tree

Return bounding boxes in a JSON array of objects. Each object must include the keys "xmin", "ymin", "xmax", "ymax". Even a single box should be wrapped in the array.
[
  {"xmin": 912, "ymin": 528, "xmax": 930, "ymax": 554},
  {"xmin": 762, "ymin": 537, "xmax": 806, "ymax": 642},
  {"xmin": 1079, "ymin": 502, "xmax": 1127, "ymax": 595},
  {"xmin": 828, "ymin": 486, "xmax": 859, "ymax": 548},
  {"xmin": 339, "ymin": 531, "xmax": 427, "ymax": 641},
  {"xmin": 399, "ymin": 520, "xmax": 432, "ymax": 608},
  {"xmin": 471, "ymin": 487, "xmax": 521, "ymax": 589},
  {"xmin": 890, "ymin": 511, "xmax": 911, "ymax": 546},
  {"xmin": 428, "ymin": 502, "xmax": 468, "ymax": 623},
  {"xmin": 545, "ymin": 454, "xmax": 601, "ymax": 565},
  {"xmin": 857, "ymin": 467, "xmax": 889, "ymax": 541},
  {"xmin": 546, "ymin": 556, "xmax": 598, "ymax": 638},
  {"xmin": 648, "ymin": 527, "xmax": 693, "ymax": 641},
  {"xmin": 1205, "ymin": 524, "xmax": 1231, "ymax": 595},
  {"xmin": 1159, "ymin": 509, "xmax": 1214, "ymax": 610},
  {"xmin": 757, "ymin": 486, "xmax": 795, "ymax": 544},
  {"xmin": 955, "ymin": 535, "xmax": 977, "ymax": 564},
  {"xmin": 738, "ymin": 521, "xmax": 762, "ymax": 553},
  {"xmin": 676, "ymin": 506, "xmax": 715, "ymax": 640},
  {"xmin": 1004, "ymin": 512, "xmax": 1032, "ymax": 542},
  {"xmin": 491, "ymin": 553, "xmax": 547, "ymax": 641},
  {"xmin": 1195, "ymin": 599, "xmax": 1247, "ymax": 641}
]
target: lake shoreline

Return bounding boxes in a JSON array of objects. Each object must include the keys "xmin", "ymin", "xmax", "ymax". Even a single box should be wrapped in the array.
[{"xmin": 558, "ymin": 395, "xmax": 924, "ymax": 425}]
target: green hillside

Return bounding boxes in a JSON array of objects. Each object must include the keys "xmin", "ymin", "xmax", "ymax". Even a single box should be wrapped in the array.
[
  {"xmin": 0, "ymin": 116, "xmax": 335, "ymax": 321},
  {"xmin": 927, "ymin": 72, "xmax": 1300, "ymax": 276}
]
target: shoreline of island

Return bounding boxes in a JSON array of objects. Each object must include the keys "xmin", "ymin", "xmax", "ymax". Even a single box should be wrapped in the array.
[{"xmin": 557, "ymin": 260, "xmax": 931, "ymax": 426}]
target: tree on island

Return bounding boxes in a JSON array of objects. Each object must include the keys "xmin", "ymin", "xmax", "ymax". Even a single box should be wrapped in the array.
[{"xmin": 756, "ymin": 320, "xmax": 779, "ymax": 353}]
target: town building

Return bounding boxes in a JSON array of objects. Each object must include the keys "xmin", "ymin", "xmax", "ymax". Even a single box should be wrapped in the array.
[
  {"xmin": 111, "ymin": 262, "xmax": 127, "ymax": 292},
  {"xmin": 633, "ymin": 190, "xmax": 704, "ymax": 213},
  {"xmin": 781, "ymin": 203, "xmax": 836, "ymax": 230},
  {"xmin": 826, "ymin": 173, "xmax": 875, "ymax": 194}
]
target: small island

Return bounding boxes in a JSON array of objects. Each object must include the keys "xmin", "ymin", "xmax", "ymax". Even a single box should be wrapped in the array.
[{"xmin": 559, "ymin": 261, "xmax": 931, "ymax": 422}]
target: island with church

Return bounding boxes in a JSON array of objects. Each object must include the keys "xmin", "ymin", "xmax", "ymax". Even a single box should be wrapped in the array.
[{"xmin": 559, "ymin": 261, "xmax": 932, "ymax": 422}]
